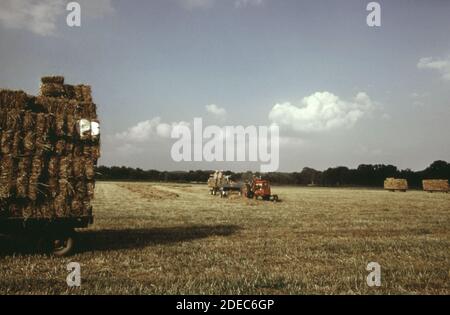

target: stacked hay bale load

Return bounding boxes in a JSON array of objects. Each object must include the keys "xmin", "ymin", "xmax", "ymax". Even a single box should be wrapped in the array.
[
  {"xmin": 384, "ymin": 178, "xmax": 408, "ymax": 192},
  {"xmin": 0, "ymin": 76, "xmax": 100, "ymax": 219},
  {"xmin": 422, "ymin": 180, "xmax": 449, "ymax": 193}
]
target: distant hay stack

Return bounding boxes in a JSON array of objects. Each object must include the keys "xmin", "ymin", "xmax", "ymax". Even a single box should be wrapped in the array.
[
  {"xmin": 384, "ymin": 178, "xmax": 408, "ymax": 192},
  {"xmin": 422, "ymin": 180, "xmax": 449, "ymax": 193}
]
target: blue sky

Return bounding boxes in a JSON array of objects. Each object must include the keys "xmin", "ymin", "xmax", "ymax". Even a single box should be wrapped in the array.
[{"xmin": 0, "ymin": 0, "xmax": 449, "ymax": 171}]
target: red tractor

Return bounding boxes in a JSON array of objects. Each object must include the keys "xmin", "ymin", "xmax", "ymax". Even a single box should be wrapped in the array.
[{"xmin": 245, "ymin": 178, "xmax": 279, "ymax": 202}]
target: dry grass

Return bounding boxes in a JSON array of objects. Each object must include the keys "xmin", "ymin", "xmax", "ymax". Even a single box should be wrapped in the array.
[{"xmin": 0, "ymin": 182, "xmax": 449, "ymax": 295}]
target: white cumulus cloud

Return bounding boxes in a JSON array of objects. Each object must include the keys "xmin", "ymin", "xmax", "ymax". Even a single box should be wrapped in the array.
[
  {"xmin": 0, "ymin": 0, "xmax": 63, "ymax": 36},
  {"xmin": 205, "ymin": 104, "xmax": 227, "ymax": 118},
  {"xmin": 115, "ymin": 118, "xmax": 190, "ymax": 142},
  {"xmin": 268, "ymin": 91, "xmax": 374, "ymax": 133},
  {"xmin": 0, "ymin": 0, "xmax": 114, "ymax": 36},
  {"xmin": 417, "ymin": 56, "xmax": 450, "ymax": 80}
]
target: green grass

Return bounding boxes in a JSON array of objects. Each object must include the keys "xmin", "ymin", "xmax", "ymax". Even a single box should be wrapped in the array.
[{"xmin": 0, "ymin": 182, "xmax": 449, "ymax": 294}]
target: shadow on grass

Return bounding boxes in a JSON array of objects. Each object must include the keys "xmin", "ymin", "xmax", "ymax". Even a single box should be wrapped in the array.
[
  {"xmin": 77, "ymin": 224, "xmax": 241, "ymax": 253},
  {"xmin": 0, "ymin": 224, "xmax": 241, "ymax": 256}
]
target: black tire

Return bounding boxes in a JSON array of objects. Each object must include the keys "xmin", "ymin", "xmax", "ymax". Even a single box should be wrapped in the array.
[
  {"xmin": 272, "ymin": 195, "xmax": 279, "ymax": 202},
  {"xmin": 52, "ymin": 233, "xmax": 75, "ymax": 257},
  {"xmin": 247, "ymin": 191, "xmax": 254, "ymax": 199},
  {"xmin": 38, "ymin": 229, "xmax": 76, "ymax": 257}
]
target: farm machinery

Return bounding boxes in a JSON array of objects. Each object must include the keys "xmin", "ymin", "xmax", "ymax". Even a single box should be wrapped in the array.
[
  {"xmin": 207, "ymin": 171, "xmax": 242, "ymax": 197},
  {"xmin": 207, "ymin": 171, "xmax": 229, "ymax": 195},
  {"xmin": 208, "ymin": 171, "xmax": 279, "ymax": 202},
  {"xmin": 244, "ymin": 178, "xmax": 279, "ymax": 202}
]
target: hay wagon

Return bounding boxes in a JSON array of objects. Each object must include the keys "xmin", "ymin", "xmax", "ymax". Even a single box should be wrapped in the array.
[
  {"xmin": 384, "ymin": 178, "xmax": 408, "ymax": 192},
  {"xmin": 207, "ymin": 171, "xmax": 229, "ymax": 195},
  {"xmin": 422, "ymin": 180, "xmax": 449, "ymax": 193},
  {"xmin": 0, "ymin": 76, "xmax": 100, "ymax": 256}
]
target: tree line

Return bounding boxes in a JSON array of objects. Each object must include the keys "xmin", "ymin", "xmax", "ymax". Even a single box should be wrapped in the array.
[{"xmin": 95, "ymin": 160, "xmax": 449, "ymax": 188}]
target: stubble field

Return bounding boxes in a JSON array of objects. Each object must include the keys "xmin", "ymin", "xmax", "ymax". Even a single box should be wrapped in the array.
[{"xmin": 0, "ymin": 181, "xmax": 449, "ymax": 294}]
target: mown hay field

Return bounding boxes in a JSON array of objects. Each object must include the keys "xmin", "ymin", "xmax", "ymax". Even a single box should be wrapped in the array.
[{"xmin": 0, "ymin": 182, "xmax": 449, "ymax": 294}]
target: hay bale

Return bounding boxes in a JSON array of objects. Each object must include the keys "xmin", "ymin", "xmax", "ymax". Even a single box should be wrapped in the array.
[
  {"xmin": 12, "ymin": 130, "xmax": 21, "ymax": 156},
  {"xmin": 42, "ymin": 201, "xmax": 54, "ymax": 218},
  {"xmin": 74, "ymin": 85, "xmax": 83, "ymax": 102},
  {"xmin": 65, "ymin": 142, "xmax": 74, "ymax": 155},
  {"xmin": 74, "ymin": 85, "xmax": 92, "ymax": 103},
  {"xmin": 41, "ymin": 76, "xmax": 65, "ymax": 85},
  {"xmin": 55, "ymin": 112, "xmax": 66, "ymax": 137},
  {"xmin": 22, "ymin": 111, "xmax": 35, "ymax": 130},
  {"xmin": 33, "ymin": 202, "xmax": 53, "ymax": 218},
  {"xmin": 73, "ymin": 156, "xmax": 84, "ymax": 178},
  {"xmin": 55, "ymin": 139, "xmax": 66, "ymax": 155},
  {"xmin": 84, "ymin": 159, "xmax": 95, "ymax": 180},
  {"xmin": 28, "ymin": 156, "xmax": 43, "ymax": 201},
  {"xmin": 86, "ymin": 181, "xmax": 95, "ymax": 199},
  {"xmin": 54, "ymin": 194, "xmax": 67, "ymax": 217},
  {"xmin": 35, "ymin": 96, "xmax": 59, "ymax": 114},
  {"xmin": 58, "ymin": 178, "xmax": 74, "ymax": 199},
  {"xmin": 64, "ymin": 85, "xmax": 76, "ymax": 99},
  {"xmin": 34, "ymin": 113, "xmax": 53, "ymax": 155},
  {"xmin": 40, "ymin": 83, "xmax": 66, "ymax": 98},
  {"xmin": 83, "ymin": 102, "xmax": 97, "ymax": 119},
  {"xmin": 59, "ymin": 156, "xmax": 70, "ymax": 179},
  {"xmin": 83, "ymin": 145, "xmax": 91, "ymax": 157},
  {"xmin": 82, "ymin": 200, "xmax": 92, "ymax": 216},
  {"xmin": 23, "ymin": 131, "xmax": 36, "ymax": 154},
  {"xmin": 22, "ymin": 112, "xmax": 36, "ymax": 154},
  {"xmin": 6, "ymin": 110, "xmax": 22, "ymax": 130},
  {"xmin": 0, "ymin": 109, "xmax": 7, "ymax": 129},
  {"xmin": 91, "ymin": 145, "xmax": 101, "ymax": 160},
  {"xmin": 22, "ymin": 203, "xmax": 35, "ymax": 218},
  {"xmin": 74, "ymin": 180, "xmax": 87, "ymax": 197},
  {"xmin": 384, "ymin": 178, "xmax": 408, "ymax": 191},
  {"xmin": 48, "ymin": 156, "xmax": 58, "ymax": 176},
  {"xmin": 0, "ymin": 155, "xmax": 14, "ymax": 198},
  {"xmin": 0, "ymin": 90, "xmax": 28, "ymax": 111},
  {"xmin": 16, "ymin": 157, "xmax": 31, "ymax": 198},
  {"xmin": 66, "ymin": 112, "xmax": 75, "ymax": 138},
  {"xmin": 1, "ymin": 130, "xmax": 13, "ymax": 155},
  {"xmin": 423, "ymin": 180, "xmax": 449, "ymax": 193},
  {"xmin": 81, "ymin": 85, "xmax": 92, "ymax": 102}
]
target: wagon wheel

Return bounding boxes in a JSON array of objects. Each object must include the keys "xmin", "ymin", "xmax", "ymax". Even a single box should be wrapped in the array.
[
  {"xmin": 38, "ymin": 229, "xmax": 76, "ymax": 257},
  {"xmin": 272, "ymin": 195, "xmax": 279, "ymax": 202},
  {"xmin": 52, "ymin": 233, "xmax": 75, "ymax": 257}
]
